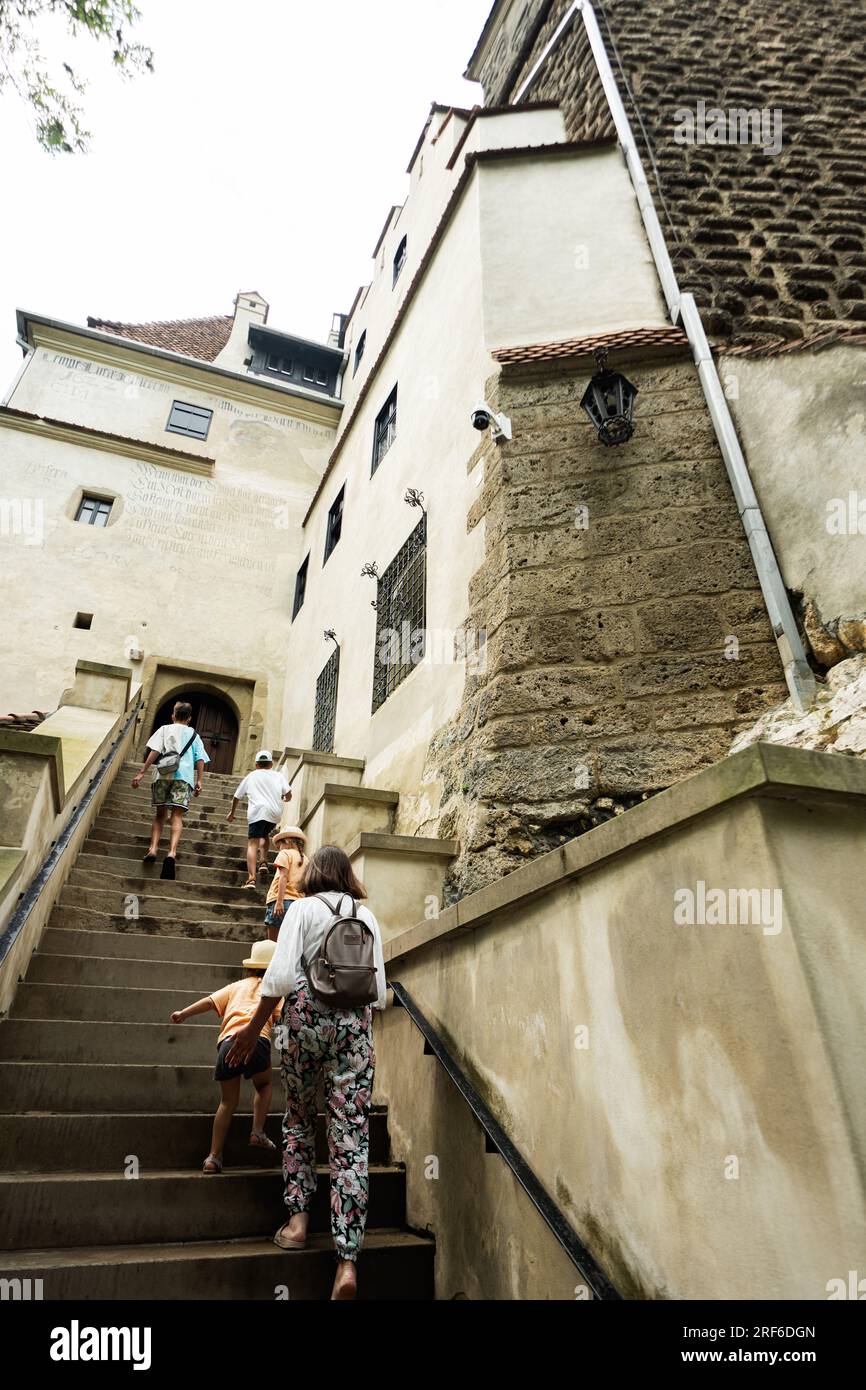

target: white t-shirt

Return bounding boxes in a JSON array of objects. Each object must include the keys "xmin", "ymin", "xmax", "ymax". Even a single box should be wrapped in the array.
[
  {"xmin": 261, "ymin": 891, "xmax": 387, "ymax": 1010},
  {"xmin": 234, "ymin": 769, "xmax": 290, "ymax": 825}
]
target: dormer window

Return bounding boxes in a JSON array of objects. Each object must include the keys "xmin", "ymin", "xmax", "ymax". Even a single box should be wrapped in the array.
[
  {"xmin": 266, "ymin": 354, "xmax": 294, "ymax": 378},
  {"xmin": 393, "ymin": 236, "xmax": 407, "ymax": 287}
]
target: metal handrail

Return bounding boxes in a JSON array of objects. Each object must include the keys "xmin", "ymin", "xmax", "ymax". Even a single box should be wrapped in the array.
[
  {"xmin": 0, "ymin": 698, "xmax": 141, "ymax": 968},
  {"xmin": 388, "ymin": 978, "xmax": 622, "ymax": 1300}
]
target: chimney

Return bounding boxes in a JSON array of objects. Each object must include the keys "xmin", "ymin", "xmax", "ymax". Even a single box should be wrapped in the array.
[{"xmin": 214, "ymin": 290, "xmax": 269, "ymax": 372}]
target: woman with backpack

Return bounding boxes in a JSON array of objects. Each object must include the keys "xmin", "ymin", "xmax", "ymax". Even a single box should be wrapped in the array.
[{"xmin": 226, "ymin": 844, "xmax": 386, "ymax": 1301}]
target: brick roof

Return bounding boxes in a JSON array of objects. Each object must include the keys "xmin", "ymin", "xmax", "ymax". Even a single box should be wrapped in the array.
[
  {"xmin": 492, "ymin": 324, "xmax": 690, "ymax": 368},
  {"xmin": 86, "ymin": 314, "xmax": 233, "ymax": 361},
  {"xmin": 0, "ymin": 711, "xmax": 49, "ymax": 732}
]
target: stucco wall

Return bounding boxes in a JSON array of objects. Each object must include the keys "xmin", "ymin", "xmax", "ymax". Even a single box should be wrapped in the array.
[
  {"xmin": 0, "ymin": 331, "xmax": 337, "ymax": 739},
  {"xmin": 375, "ymin": 744, "xmax": 866, "ymax": 1300},
  {"xmin": 722, "ymin": 344, "xmax": 866, "ymax": 622}
]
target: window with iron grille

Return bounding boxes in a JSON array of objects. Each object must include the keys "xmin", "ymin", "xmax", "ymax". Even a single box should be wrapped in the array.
[
  {"xmin": 392, "ymin": 235, "xmax": 407, "ymax": 287},
  {"xmin": 312, "ymin": 646, "xmax": 340, "ymax": 753},
  {"xmin": 371, "ymin": 385, "xmax": 397, "ymax": 475},
  {"xmin": 292, "ymin": 554, "xmax": 309, "ymax": 620},
  {"xmin": 353, "ymin": 330, "xmax": 366, "ymax": 376},
  {"xmin": 323, "ymin": 485, "xmax": 344, "ymax": 564},
  {"xmin": 166, "ymin": 400, "xmax": 213, "ymax": 440},
  {"xmin": 372, "ymin": 514, "xmax": 426, "ymax": 713},
  {"xmin": 75, "ymin": 495, "xmax": 112, "ymax": 527}
]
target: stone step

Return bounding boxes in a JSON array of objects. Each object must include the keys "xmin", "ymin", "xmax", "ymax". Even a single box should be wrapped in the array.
[
  {"xmin": 58, "ymin": 884, "xmax": 264, "ymax": 923},
  {"xmin": 84, "ymin": 832, "xmax": 253, "ymax": 871},
  {"xmin": 11, "ymin": 982, "xmax": 223, "ymax": 1025},
  {"xmin": 121, "ymin": 761, "xmax": 241, "ymax": 785},
  {"xmin": 0, "ymin": 1062, "xmax": 285, "ymax": 1113},
  {"xmin": 0, "ymin": 1019, "xmax": 244, "ymax": 1066},
  {"xmin": 69, "ymin": 865, "xmax": 266, "ymax": 902},
  {"xmin": 38, "ymin": 926, "xmax": 249, "ymax": 966},
  {"xmin": 0, "ymin": 1110, "xmax": 390, "ymax": 1173},
  {"xmin": 92, "ymin": 811, "xmax": 252, "ymax": 848},
  {"xmin": 74, "ymin": 852, "xmax": 254, "ymax": 890},
  {"xmin": 25, "ymin": 952, "xmax": 237, "ymax": 992},
  {"xmin": 47, "ymin": 907, "xmax": 260, "ymax": 942},
  {"xmin": 0, "ymin": 1229, "xmax": 434, "ymax": 1300},
  {"xmin": 0, "ymin": 1166, "xmax": 407, "ymax": 1250}
]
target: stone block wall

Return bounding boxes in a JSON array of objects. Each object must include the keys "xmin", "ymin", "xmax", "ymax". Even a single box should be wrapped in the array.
[
  {"xmin": 425, "ymin": 351, "xmax": 788, "ymax": 898},
  {"xmin": 471, "ymin": 0, "xmax": 866, "ymax": 346}
]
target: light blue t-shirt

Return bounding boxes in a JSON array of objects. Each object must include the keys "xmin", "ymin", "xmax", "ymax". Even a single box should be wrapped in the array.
[{"xmin": 147, "ymin": 724, "xmax": 210, "ymax": 786}]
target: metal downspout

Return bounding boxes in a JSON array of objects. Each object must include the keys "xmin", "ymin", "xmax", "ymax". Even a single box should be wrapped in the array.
[{"xmin": 513, "ymin": 0, "xmax": 815, "ymax": 710}]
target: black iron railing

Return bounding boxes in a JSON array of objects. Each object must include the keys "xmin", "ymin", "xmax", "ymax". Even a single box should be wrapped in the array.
[
  {"xmin": 389, "ymin": 978, "xmax": 623, "ymax": 1301},
  {"xmin": 0, "ymin": 698, "xmax": 141, "ymax": 969}
]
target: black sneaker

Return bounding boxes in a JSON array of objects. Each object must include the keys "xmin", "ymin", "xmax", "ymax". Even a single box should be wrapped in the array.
[{"xmin": 160, "ymin": 856, "xmax": 177, "ymax": 881}]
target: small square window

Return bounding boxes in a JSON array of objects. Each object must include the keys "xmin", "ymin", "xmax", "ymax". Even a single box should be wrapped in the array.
[
  {"xmin": 74, "ymin": 612, "xmax": 93, "ymax": 630},
  {"xmin": 292, "ymin": 554, "xmax": 309, "ymax": 620},
  {"xmin": 315, "ymin": 368, "xmax": 328, "ymax": 386},
  {"xmin": 303, "ymin": 365, "xmax": 315, "ymax": 382},
  {"xmin": 372, "ymin": 386, "xmax": 398, "ymax": 475},
  {"xmin": 324, "ymin": 485, "xmax": 345, "ymax": 563},
  {"xmin": 166, "ymin": 401, "xmax": 212, "ymax": 441},
  {"xmin": 75, "ymin": 495, "xmax": 112, "ymax": 527}
]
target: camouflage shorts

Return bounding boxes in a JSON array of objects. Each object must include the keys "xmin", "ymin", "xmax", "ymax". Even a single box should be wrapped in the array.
[{"xmin": 150, "ymin": 778, "xmax": 191, "ymax": 812}]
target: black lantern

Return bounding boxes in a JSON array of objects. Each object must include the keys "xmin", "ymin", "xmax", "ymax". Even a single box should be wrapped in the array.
[{"xmin": 580, "ymin": 347, "xmax": 638, "ymax": 446}]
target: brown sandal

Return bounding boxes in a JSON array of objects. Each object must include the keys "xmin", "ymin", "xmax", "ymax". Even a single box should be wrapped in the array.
[
  {"xmin": 273, "ymin": 1220, "xmax": 307, "ymax": 1250},
  {"xmin": 249, "ymin": 1130, "xmax": 276, "ymax": 1151},
  {"xmin": 242, "ymin": 879, "xmax": 257, "ymax": 890}
]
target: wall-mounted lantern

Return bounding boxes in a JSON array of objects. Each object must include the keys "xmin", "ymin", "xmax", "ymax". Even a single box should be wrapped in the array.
[
  {"xmin": 404, "ymin": 488, "xmax": 426, "ymax": 512},
  {"xmin": 580, "ymin": 347, "xmax": 638, "ymax": 446}
]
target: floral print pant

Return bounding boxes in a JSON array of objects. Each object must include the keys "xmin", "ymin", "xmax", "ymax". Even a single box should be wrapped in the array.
[{"xmin": 278, "ymin": 985, "xmax": 375, "ymax": 1262}]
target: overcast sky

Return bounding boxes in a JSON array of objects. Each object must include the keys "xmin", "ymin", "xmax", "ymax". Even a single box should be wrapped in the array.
[{"xmin": 0, "ymin": 0, "xmax": 491, "ymax": 389}]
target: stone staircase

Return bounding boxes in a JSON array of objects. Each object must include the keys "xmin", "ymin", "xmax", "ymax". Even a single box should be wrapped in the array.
[{"xmin": 0, "ymin": 762, "xmax": 434, "ymax": 1299}]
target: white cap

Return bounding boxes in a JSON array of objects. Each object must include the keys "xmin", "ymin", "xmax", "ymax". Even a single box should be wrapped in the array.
[{"xmin": 255, "ymin": 750, "xmax": 273, "ymax": 763}]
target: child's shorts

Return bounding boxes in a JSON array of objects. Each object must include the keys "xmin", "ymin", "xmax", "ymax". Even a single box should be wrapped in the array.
[
  {"xmin": 248, "ymin": 819, "xmax": 277, "ymax": 840},
  {"xmin": 151, "ymin": 779, "xmax": 191, "ymax": 812},
  {"xmin": 264, "ymin": 902, "xmax": 285, "ymax": 929},
  {"xmin": 214, "ymin": 1034, "xmax": 271, "ymax": 1081}
]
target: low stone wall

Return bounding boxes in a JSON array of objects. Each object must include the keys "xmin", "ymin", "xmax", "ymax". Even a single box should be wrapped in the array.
[
  {"xmin": 0, "ymin": 662, "xmax": 139, "ymax": 1016},
  {"xmin": 374, "ymin": 743, "xmax": 866, "ymax": 1300}
]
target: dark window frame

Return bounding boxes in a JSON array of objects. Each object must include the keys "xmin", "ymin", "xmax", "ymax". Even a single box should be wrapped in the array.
[
  {"xmin": 166, "ymin": 400, "xmax": 213, "ymax": 441},
  {"xmin": 75, "ymin": 495, "xmax": 113, "ymax": 527},
  {"xmin": 372, "ymin": 513, "xmax": 427, "ymax": 713},
  {"xmin": 392, "ymin": 235, "xmax": 407, "ymax": 287},
  {"xmin": 371, "ymin": 385, "xmax": 398, "ymax": 475},
  {"xmin": 323, "ymin": 485, "xmax": 345, "ymax": 564},
  {"xmin": 292, "ymin": 553, "xmax": 310, "ymax": 621},
  {"xmin": 312, "ymin": 645, "xmax": 340, "ymax": 754},
  {"xmin": 353, "ymin": 330, "xmax": 366, "ymax": 377}
]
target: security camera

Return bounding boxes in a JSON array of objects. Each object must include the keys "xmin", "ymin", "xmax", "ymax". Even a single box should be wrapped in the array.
[{"xmin": 470, "ymin": 400, "xmax": 512, "ymax": 441}]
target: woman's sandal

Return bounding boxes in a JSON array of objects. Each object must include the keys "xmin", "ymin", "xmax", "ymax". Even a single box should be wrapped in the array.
[
  {"xmin": 273, "ymin": 1220, "xmax": 307, "ymax": 1251},
  {"xmin": 202, "ymin": 1155, "xmax": 223, "ymax": 1175},
  {"xmin": 249, "ymin": 1130, "xmax": 277, "ymax": 1151},
  {"xmin": 258, "ymin": 862, "xmax": 270, "ymax": 876},
  {"xmin": 142, "ymin": 852, "xmax": 157, "ymax": 864},
  {"xmin": 242, "ymin": 878, "xmax": 257, "ymax": 890}
]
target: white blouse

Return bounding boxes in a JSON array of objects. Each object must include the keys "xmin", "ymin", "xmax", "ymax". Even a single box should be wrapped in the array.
[{"xmin": 260, "ymin": 891, "xmax": 387, "ymax": 1010}]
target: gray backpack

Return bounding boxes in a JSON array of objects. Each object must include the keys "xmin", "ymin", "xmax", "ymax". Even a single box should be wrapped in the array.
[{"xmin": 303, "ymin": 893, "xmax": 378, "ymax": 1009}]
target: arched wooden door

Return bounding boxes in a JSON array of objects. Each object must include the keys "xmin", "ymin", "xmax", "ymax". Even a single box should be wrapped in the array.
[{"xmin": 151, "ymin": 692, "xmax": 239, "ymax": 775}]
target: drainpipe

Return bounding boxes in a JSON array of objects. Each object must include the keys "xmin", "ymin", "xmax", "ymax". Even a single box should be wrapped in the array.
[
  {"xmin": 513, "ymin": 0, "xmax": 816, "ymax": 710},
  {"xmin": 1, "ymin": 333, "xmax": 36, "ymax": 408}
]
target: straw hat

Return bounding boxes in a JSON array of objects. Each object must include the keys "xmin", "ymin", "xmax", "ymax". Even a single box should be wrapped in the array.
[
  {"xmin": 243, "ymin": 939, "xmax": 276, "ymax": 971},
  {"xmin": 272, "ymin": 826, "xmax": 306, "ymax": 847}
]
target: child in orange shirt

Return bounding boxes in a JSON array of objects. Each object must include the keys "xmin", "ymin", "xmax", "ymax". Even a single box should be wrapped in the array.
[
  {"xmin": 170, "ymin": 939, "xmax": 283, "ymax": 1174},
  {"xmin": 263, "ymin": 827, "xmax": 308, "ymax": 942}
]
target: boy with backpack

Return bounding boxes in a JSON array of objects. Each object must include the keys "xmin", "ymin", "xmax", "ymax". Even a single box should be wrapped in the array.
[{"xmin": 131, "ymin": 701, "xmax": 209, "ymax": 880}]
